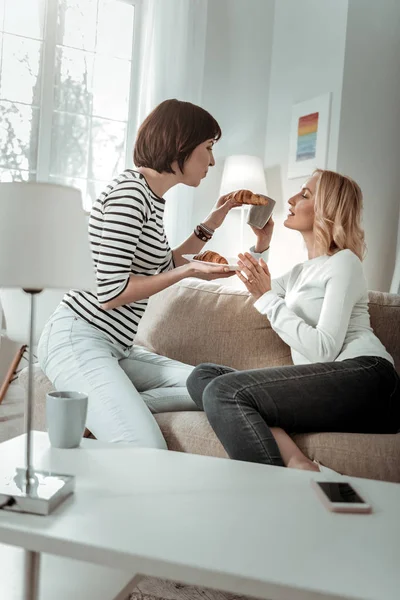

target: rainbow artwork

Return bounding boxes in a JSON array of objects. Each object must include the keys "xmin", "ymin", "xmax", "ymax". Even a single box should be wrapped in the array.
[{"xmin": 296, "ymin": 111, "xmax": 319, "ymax": 161}]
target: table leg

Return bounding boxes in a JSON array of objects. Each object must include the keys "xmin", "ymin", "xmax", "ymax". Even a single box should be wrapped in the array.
[
  {"xmin": 24, "ymin": 550, "xmax": 40, "ymax": 600},
  {"xmin": 112, "ymin": 573, "xmax": 143, "ymax": 600}
]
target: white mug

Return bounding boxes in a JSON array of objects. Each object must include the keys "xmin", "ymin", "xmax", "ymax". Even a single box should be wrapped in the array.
[{"xmin": 46, "ymin": 391, "xmax": 88, "ymax": 449}]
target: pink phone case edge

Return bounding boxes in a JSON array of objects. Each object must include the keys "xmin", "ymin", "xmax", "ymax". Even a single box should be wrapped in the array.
[{"xmin": 311, "ymin": 479, "xmax": 373, "ymax": 514}]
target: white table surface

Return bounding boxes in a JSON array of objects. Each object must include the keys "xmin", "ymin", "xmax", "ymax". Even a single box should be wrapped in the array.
[{"xmin": 0, "ymin": 432, "xmax": 399, "ymax": 600}]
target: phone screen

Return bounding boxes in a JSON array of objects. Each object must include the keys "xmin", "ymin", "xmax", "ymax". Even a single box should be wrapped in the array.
[{"xmin": 316, "ymin": 482, "xmax": 366, "ymax": 504}]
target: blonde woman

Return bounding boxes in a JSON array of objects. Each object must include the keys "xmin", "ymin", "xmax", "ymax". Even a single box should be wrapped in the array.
[{"xmin": 187, "ymin": 169, "xmax": 400, "ymax": 470}]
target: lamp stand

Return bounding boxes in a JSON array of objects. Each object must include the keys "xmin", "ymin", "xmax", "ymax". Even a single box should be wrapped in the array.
[
  {"xmin": 239, "ymin": 205, "xmax": 250, "ymax": 251},
  {"xmin": 0, "ymin": 290, "xmax": 75, "ymax": 516}
]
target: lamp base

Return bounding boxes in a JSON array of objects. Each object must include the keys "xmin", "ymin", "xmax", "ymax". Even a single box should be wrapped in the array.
[{"xmin": 0, "ymin": 467, "xmax": 75, "ymax": 516}]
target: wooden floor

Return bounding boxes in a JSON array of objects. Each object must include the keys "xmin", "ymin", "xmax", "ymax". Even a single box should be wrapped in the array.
[{"xmin": 130, "ymin": 577, "xmax": 259, "ymax": 600}]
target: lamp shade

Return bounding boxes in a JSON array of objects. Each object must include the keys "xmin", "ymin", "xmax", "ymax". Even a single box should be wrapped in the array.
[
  {"xmin": 219, "ymin": 155, "xmax": 267, "ymax": 197},
  {"xmin": 0, "ymin": 182, "xmax": 95, "ymax": 290}
]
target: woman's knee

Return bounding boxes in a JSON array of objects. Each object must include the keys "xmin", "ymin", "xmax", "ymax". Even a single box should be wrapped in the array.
[
  {"xmin": 202, "ymin": 371, "xmax": 274, "ymax": 422},
  {"xmin": 202, "ymin": 375, "xmax": 237, "ymax": 416},
  {"xmin": 186, "ymin": 363, "xmax": 226, "ymax": 408}
]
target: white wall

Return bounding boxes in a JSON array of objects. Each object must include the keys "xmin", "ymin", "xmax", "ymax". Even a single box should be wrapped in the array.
[
  {"xmin": 191, "ymin": 0, "xmax": 275, "ymax": 259},
  {"xmin": 264, "ymin": 0, "xmax": 349, "ymax": 276},
  {"xmin": 336, "ymin": 0, "xmax": 400, "ymax": 292}
]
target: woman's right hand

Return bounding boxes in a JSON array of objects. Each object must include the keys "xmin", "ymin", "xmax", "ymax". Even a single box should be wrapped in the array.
[
  {"xmin": 183, "ymin": 262, "xmax": 235, "ymax": 281},
  {"xmin": 202, "ymin": 194, "xmax": 241, "ymax": 231}
]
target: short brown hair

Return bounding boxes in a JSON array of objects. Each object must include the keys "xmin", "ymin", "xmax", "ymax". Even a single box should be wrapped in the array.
[{"xmin": 133, "ymin": 99, "xmax": 222, "ymax": 174}]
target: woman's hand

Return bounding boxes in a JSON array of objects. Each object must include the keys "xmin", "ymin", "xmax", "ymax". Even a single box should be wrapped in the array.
[
  {"xmin": 184, "ymin": 261, "xmax": 235, "ymax": 281},
  {"xmin": 236, "ymin": 252, "xmax": 271, "ymax": 300},
  {"xmin": 250, "ymin": 216, "xmax": 274, "ymax": 253},
  {"xmin": 202, "ymin": 194, "xmax": 241, "ymax": 230}
]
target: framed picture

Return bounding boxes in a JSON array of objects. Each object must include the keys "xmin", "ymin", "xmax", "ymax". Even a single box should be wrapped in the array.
[{"xmin": 287, "ymin": 93, "xmax": 331, "ymax": 179}]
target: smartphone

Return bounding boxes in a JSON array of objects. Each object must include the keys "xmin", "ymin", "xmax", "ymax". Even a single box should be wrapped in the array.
[
  {"xmin": 312, "ymin": 480, "xmax": 372, "ymax": 513},
  {"xmin": 246, "ymin": 196, "xmax": 276, "ymax": 229}
]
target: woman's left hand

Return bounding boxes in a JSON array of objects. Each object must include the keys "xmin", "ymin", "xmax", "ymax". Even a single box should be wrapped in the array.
[
  {"xmin": 236, "ymin": 252, "xmax": 271, "ymax": 300},
  {"xmin": 203, "ymin": 193, "xmax": 241, "ymax": 230},
  {"xmin": 250, "ymin": 216, "xmax": 274, "ymax": 253}
]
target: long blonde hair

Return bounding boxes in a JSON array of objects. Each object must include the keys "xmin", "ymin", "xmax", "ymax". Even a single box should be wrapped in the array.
[{"xmin": 313, "ymin": 169, "xmax": 366, "ymax": 261}]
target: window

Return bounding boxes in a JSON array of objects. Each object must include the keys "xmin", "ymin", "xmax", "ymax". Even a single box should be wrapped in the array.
[{"xmin": 0, "ymin": 0, "xmax": 139, "ymax": 209}]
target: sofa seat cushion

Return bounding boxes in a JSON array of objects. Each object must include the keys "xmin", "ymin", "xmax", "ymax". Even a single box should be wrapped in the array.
[
  {"xmin": 154, "ymin": 412, "xmax": 400, "ymax": 483},
  {"xmin": 155, "ymin": 411, "xmax": 228, "ymax": 458},
  {"xmin": 293, "ymin": 431, "xmax": 400, "ymax": 482}
]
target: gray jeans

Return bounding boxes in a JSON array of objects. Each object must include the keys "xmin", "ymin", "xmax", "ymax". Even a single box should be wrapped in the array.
[{"xmin": 186, "ymin": 357, "xmax": 400, "ymax": 466}]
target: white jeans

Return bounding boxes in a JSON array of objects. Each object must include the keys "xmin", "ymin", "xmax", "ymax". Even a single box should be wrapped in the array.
[{"xmin": 37, "ymin": 306, "xmax": 196, "ymax": 448}]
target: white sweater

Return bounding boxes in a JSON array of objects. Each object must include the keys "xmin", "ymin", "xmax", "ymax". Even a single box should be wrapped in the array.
[{"xmin": 252, "ymin": 249, "xmax": 393, "ymax": 366}]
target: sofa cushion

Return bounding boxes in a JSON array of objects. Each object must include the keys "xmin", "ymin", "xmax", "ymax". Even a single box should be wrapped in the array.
[
  {"xmin": 155, "ymin": 411, "xmax": 228, "ymax": 458},
  {"xmin": 135, "ymin": 279, "xmax": 292, "ymax": 370},
  {"xmin": 155, "ymin": 412, "xmax": 400, "ymax": 483}
]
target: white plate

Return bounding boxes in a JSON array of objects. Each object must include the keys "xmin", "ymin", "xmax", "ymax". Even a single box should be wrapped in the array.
[{"xmin": 182, "ymin": 254, "xmax": 240, "ymax": 270}]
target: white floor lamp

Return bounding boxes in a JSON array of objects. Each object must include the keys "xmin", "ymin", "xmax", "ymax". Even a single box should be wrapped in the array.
[
  {"xmin": 219, "ymin": 155, "xmax": 268, "ymax": 251},
  {"xmin": 0, "ymin": 182, "xmax": 95, "ymax": 600}
]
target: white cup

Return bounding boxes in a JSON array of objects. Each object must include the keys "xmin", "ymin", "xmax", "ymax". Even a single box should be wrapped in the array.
[{"xmin": 46, "ymin": 391, "xmax": 88, "ymax": 449}]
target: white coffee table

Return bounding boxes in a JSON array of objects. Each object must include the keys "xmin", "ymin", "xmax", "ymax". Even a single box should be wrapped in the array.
[
  {"xmin": 0, "ymin": 543, "xmax": 139, "ymax": 600},
  {"xmin": 0, "ymin": 432, "xmax": 399, "ymax": 600}
]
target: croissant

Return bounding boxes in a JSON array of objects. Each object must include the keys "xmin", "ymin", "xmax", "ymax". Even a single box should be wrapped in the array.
[
  {"xmin": 193, "ymin": 250, "xmax": 228, "ymax": 265},
  {"xmin": 227, "ymin": 189, "xmax": 269, "ymax": 206}
]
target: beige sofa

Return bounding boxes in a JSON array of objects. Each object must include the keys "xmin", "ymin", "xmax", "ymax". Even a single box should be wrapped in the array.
[{"xmin": 21, "ymin": 279, "xmax": 400, "ymax": 482}]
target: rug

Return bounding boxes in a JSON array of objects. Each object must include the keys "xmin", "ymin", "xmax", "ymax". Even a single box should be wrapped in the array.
[{"xmin": 129, "ymin": 577, "xmax": 259, "ymax": 600}]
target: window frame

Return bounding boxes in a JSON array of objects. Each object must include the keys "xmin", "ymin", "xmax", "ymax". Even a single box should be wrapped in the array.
[{"xmin": 30, "ymin": 0, "xmax": 141, "ymax": 190}]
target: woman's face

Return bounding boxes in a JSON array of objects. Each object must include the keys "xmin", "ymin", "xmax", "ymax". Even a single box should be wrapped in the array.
[
  {"xmin": 180, "ymin": 139, "xmax": 216, "ymax": 187},
  {"xmin": 284, "ymin": 174, "xmax": 318, "ymax": 232}
]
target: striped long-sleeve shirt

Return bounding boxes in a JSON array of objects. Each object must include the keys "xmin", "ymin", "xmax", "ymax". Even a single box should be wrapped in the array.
[{"xmin": 62, "ymin": 170, "xmax": 174, "ymax": 348}]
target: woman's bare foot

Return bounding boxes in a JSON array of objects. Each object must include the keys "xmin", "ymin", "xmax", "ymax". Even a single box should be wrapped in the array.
[
  {"xmin": 287, "ymin": 457, "xmax": 320, "ymax": 472},
  {"xmin": 269, "ymin": 427, "xmax": 322, "ymax": 472}
]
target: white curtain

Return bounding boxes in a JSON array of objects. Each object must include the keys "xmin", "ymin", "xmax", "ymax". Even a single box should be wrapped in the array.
[{"xmin": 136, "ymin": 0, "xmax": 208, "ymax": 246}]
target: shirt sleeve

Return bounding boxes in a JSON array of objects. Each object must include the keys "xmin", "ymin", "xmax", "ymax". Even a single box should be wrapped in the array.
[
  {"xmin": 92, "ymin": 183, "xmax": 152, "ymax": 304},
  {"xmin": 249, "ymin": 245, "xmax": 289, "ymax": 297},
  {"xmin": 253, "ymin": 251, "xmax": 365, "ymax": 363}
]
